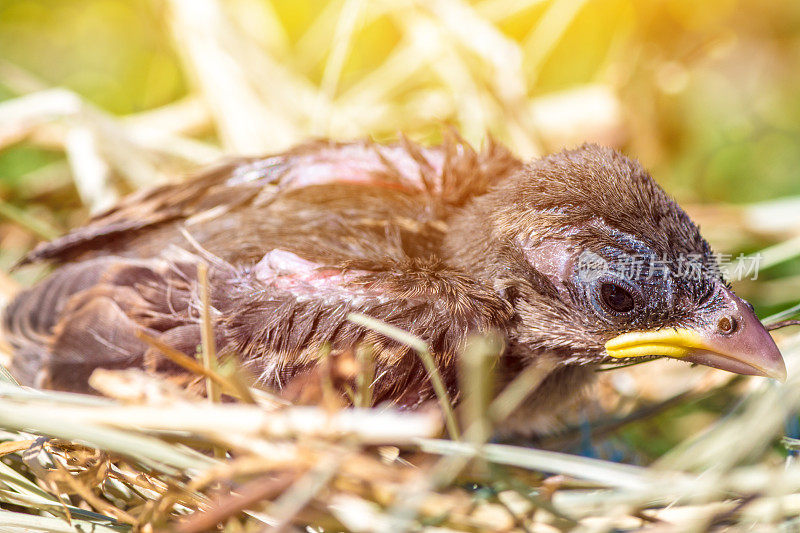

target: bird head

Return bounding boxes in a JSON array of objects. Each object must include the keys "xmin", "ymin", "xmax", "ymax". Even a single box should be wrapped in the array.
[{"xmin": 445, "ymin": 144, "xmax": 786, "ymax": 380}]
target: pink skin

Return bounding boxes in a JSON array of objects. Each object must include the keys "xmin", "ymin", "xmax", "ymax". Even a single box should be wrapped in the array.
[
  {"xmin": 254, "ymin": 249, "xmax": 380, "ymax": 305},
  {"xmin": 228, "ymin": 144, "xmax": 446, "ymax": 194}
]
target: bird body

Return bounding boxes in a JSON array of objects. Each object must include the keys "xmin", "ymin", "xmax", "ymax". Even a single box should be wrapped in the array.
[{"xmin": 2, "ymin": 137, "xmax": 785, "ymax": 428}]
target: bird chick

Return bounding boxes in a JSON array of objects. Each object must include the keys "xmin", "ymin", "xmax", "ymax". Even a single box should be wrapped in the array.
[{"xmin": 2, "ymin": 138, "xmax": 785, "ymax": 430}]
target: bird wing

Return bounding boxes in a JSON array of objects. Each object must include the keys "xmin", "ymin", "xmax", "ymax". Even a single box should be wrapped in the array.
[
  {"xmin": 4, "ymin": 137, "xmax": 521, "ymax": 401},
  {"xmin": 20, "ymin": 136, "xmax": 521, "ymax": 265}
]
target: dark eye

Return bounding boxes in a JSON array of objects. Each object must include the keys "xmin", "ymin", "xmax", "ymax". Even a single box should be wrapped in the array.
[{"xmin": 600, "ymin": 282, "xmax": 635, "ymax": 313}]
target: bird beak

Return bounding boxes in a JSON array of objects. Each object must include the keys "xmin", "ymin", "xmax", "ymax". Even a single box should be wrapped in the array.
[{"xmin": 604, "ymin": 286, "xmax": 787, "ymax": 381}]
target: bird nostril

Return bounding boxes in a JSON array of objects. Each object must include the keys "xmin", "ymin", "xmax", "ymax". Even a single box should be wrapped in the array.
[{"xmin": 717, "ymin": 315, "xmax": 737, "ymax": 334}]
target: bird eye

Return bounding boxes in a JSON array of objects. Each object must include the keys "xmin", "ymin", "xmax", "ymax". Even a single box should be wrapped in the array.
[{"xmin": 599, "ymin": 282, "xmax": 635, "ymax": 313}]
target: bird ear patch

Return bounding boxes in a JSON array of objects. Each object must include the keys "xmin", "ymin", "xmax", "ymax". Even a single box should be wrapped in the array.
[{"xmin": 518, "ymin": 237, "xmax": 578, "ymax": 299}]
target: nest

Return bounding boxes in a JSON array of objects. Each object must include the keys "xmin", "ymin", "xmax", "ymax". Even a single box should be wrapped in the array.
[{"xmin": 0, "ymin": 317, "xmax": 797, "ymax": 531}]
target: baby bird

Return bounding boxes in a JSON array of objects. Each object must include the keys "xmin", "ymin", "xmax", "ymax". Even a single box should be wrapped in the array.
[{"xmin": 2, "ymin": 137, "xmax": 785, "ymax": 427}]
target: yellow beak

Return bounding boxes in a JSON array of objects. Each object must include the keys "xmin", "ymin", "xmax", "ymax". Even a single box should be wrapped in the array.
[{"xmin": 606, "ymin": 329, "xmax": 710, "ymax": 359}]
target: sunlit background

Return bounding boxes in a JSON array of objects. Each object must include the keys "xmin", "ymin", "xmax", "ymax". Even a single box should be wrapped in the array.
[{"xmin": 1, "ymin": 0, "xmax": 800, "ymax": 466}]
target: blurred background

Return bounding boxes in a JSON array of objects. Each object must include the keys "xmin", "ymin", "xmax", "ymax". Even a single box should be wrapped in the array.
[{"xmin": 1, "ymin": 0, "xmax": 799, "ymax": 462}]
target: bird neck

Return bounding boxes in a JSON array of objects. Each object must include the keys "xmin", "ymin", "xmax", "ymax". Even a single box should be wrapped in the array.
[{"xmin": 441, "ymin": 196, "xmax": 500, "ymax": 282}]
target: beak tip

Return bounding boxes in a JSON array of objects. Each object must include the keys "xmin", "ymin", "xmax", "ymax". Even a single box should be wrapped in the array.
[{"xmin": 764, "ymin": 357, "xmax": 788, "ymax": 383}]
